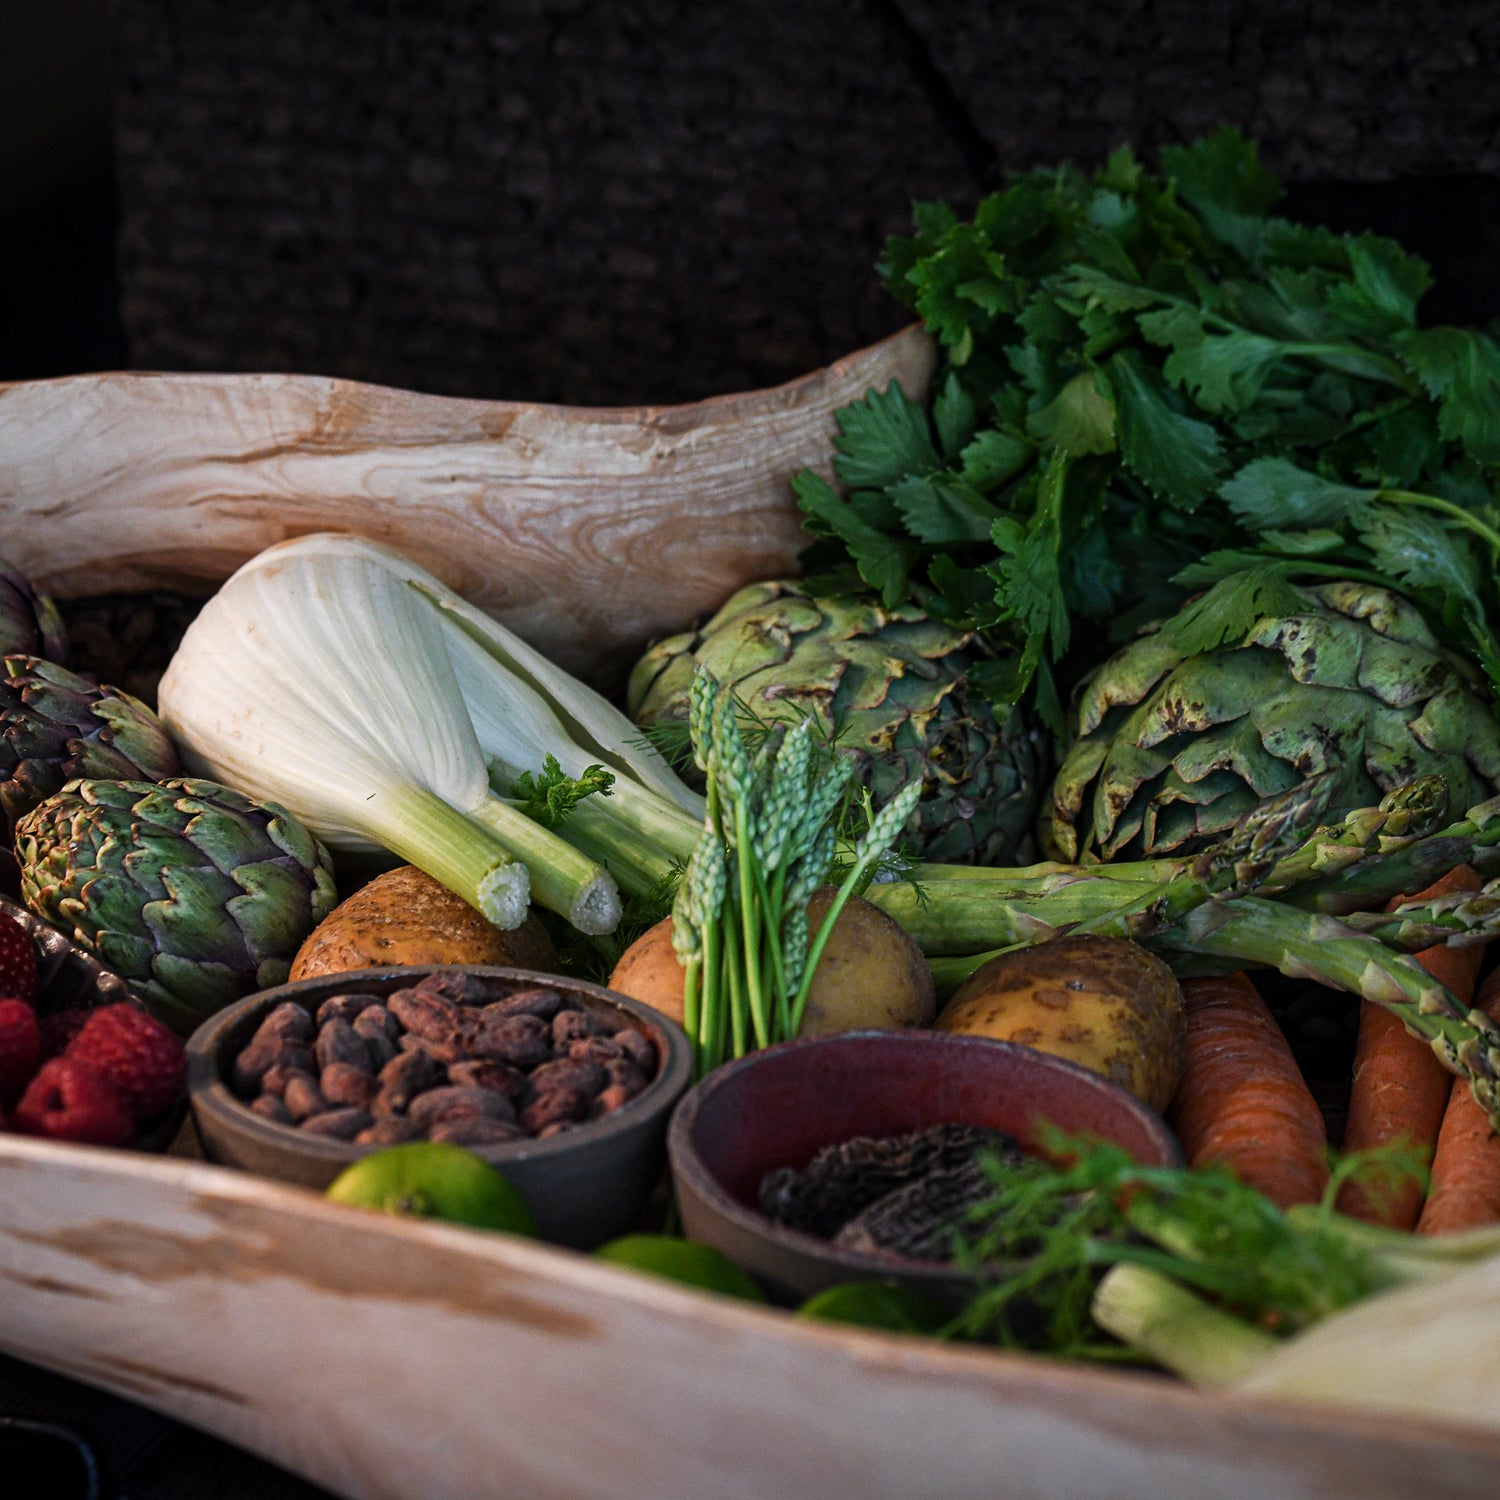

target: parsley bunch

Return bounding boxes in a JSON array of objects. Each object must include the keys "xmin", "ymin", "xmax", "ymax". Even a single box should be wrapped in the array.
[{"xmin": 796, "ymin": 129, "xmax": 1500, "ymax": 735}]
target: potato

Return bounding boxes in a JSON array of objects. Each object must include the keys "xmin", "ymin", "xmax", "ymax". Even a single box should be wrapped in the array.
[
  {"xmin": 933, "ymin": 935, "xmax": 1184, "ymax": 1112},
  {"xmin": 289, "ymin": 865, "xmax": 560, "ymax": 981},
  {"xmin": 607, "ymin": 888, "xmax": 935, "ymax": 1037}
]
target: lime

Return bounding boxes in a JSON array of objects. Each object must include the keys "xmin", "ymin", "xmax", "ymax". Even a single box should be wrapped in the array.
[
  {"xmin": 325, "ymin": 1141, "xmax": 537, "ymax": 1236},
  {"xmin": 795, "ymin": 1281, "xmax": 951, "ymax": 1335},
  {"xmin": 594, "ymin": 1234, "xmax": 765, "ymax": 1302}
]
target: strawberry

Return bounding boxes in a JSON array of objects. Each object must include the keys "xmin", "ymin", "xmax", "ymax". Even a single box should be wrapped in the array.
[
  {"xmin": 0, "ymin": 912, "xmax": 38, "ymax": 1008},
  {"xmin": 37, "ymin": 1007, "xmax": 91, "ymax": 1062},
  {"xmin": 65, "ymin": 1003, "xmax": 186, "ymax": 1123},
  {"xmin": 0, "ymin": 998, "xmax": 39, "ymax": 1104},
  {"xmin": 15, "ymin": 1057, "xmax": 134, "ymax": 1146}
]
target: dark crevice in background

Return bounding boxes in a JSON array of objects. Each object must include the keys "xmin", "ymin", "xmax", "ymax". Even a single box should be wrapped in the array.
[{"xmin": 864, "ymin": 0, "xmax": 1002, "ymax": 194}]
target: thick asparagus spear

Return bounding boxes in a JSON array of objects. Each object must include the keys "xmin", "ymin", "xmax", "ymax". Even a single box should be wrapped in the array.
[{"xmin": 1157, "ymin": 895, "xmax": 1500, "ymax": 1127}]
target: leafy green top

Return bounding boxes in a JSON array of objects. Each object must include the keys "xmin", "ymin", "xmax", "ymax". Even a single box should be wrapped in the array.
[{"xmin": 795, "ymin": 129, "xmax": 1500, "ymax": 733}]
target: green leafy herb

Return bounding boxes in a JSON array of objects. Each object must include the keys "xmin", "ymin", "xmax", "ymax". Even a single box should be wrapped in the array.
[
  {"xmin": 509, "ymin": 755, "xmax": 614, "ymax": 828},
  {"xmin": 796, "ymin": 127, "xmax": 1500, "ymax": 715}
]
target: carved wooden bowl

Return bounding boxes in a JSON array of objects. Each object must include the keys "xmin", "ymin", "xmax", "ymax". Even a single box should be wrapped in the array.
[{"xmin": 1, "ymin": 334, "xmax": 1497, "ymax": 1500}]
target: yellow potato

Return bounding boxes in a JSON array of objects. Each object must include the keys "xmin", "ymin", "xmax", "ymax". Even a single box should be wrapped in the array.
[
  {"xmin": 289, "ymin": 865, "xmax": 560, "ymax": 981},
  {"xmin": 933, "ymin": 935, "xmax": 1184, "ymax": 1112},
  {"xmin": 607, "ymin": 888, "xmax": 935, "ymax": 1037}
]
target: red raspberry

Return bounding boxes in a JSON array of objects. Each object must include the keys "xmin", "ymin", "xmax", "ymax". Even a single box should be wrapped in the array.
[
  {"xmin": 15, "ymin": 1058, "xmax": 134, "ymax": 1146},
  {"xmin": 37, "ymin": 1008, "xmax": 91, "ymax": 1062},
  {"xmin": 65, "ymin": 1003, "xmax": 186, "ymax": 1123},
  {"xmin": 0, "ymin": 998, "xmax": 39, "ymax": 1105},
  {"xmin": 0, "ymin": 914, "xmax": 38, "ymax": 1008}
]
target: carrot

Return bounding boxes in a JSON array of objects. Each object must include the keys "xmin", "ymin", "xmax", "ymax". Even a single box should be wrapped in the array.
[
  {"xmin": 1337, "ymin": 864, "xmax": 1484, "ymax": 1229},
  {"xmin": 1416, "ymin": 962, "xmax": 1500, "ymax": 1235},
  {"xmin": 1169, "ymin": 972, "xmax": 1329, "ymax": 1210}
]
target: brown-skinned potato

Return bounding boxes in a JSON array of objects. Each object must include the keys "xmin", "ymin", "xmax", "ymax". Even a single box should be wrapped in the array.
[
  {"xmin": 289, "ymin": 865, "xmax": 560, "ymax": 981},
  {"xmin": 933, "ymin": 935, "xmax": 1185, "ymax": 1112},
  {"xmin": 607, "ymin": 888, "xmax": 935, "ymax": 1037}
]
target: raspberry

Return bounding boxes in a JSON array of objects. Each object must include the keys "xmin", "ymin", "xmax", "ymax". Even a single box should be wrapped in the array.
[
  {"xmin": 37, "ymin": 1008, "xmax": 91, "ymax": 1062},
  {"xmin": 0, "ymin": 914, "xmax": 38, "ymax": 1008},
  {"xmin": 65, "ymin": 1003, "xmax": 186, "ymax": 1123},
  {"xmin": 0, "ymin": 998, "xmax": 39, "ymax": 1105},
  {"xmin": 15, "ymin": 1058, "xmax": 134, "ymax": 1146}
]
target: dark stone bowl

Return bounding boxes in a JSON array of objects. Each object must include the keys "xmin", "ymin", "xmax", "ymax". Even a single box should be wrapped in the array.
[
  {"xmin": 667, "ymin": 1029, "xmax": 1182, "ymax": 1308},
  {"xmin": 0, "ymin": 895, "xmax": 186, "ymax": 1151},
  {"xmin": 186, "ymin": 965, "xmax": 693, "ymax": 1249}
]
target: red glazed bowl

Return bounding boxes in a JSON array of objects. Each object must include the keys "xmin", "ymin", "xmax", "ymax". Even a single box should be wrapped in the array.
[{"xmin": 667, "ymin": 1029, "xmax": 1182, "ymax": 1306}]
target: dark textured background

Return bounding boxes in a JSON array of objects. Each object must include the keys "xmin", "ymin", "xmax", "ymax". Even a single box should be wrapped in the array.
[{"xmin": 101, "ymin": 0, "xmax": 1500, "ymax": 404}]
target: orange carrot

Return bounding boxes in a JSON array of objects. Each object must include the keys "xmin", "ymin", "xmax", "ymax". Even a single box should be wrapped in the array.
[
  {"xmin": 1416, "ymin": 962, "xmax": 1500, "ymax": 1235},
  {"xmin": 1337, "ymin": 864, "xmax": 1484, "ymax": 1229},
  {"xmin": 1169, "ymin": 972, "xmax": 1329, "ymax": 1209}
]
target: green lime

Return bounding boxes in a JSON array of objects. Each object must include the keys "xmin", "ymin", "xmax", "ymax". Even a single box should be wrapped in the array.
[
  {"xmin": 594, "ymin": 1234, "xmax": 765, "ymax": 1302},
  {"xmin": 795, "ymin": 1281, "xmax": 951, "ymax": 1335},
  {"xmin": 325, "ymin": 1141, "xmax": 537, "ymax": 1236}
]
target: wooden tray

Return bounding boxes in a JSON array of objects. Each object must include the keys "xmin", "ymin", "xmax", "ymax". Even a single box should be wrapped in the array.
[
  {"xmin": 0, "ymin": 325, "xmax": 933, "ymax": 687},
  {"xmin": 2, "ymin": 332, "xmax": 1497, "ymax": 1498}
]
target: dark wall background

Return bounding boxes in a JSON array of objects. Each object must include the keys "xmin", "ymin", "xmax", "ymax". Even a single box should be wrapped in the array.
[{"xmin": 4, "ymin": 2, "xmax": 1500, "ymax": 403}]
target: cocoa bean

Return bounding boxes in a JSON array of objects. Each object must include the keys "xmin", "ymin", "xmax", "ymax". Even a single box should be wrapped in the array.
[
  {"xmin": 552, "ymin": 1009, "xmax": 608, "ymax": 1047},
  {"xmin": 250, "ymin": 1094, "xmax": 293, "ymax": 1125},
  {"xmin": 429, "ymin": 1117, "xmax": 526, "ymax": 1147},
  {"xmin": 375, "ymin": 1049, "xmax": 445, "ymax": 1114},
  {"xmin": 519, "ymin": 1084, "xmax": 589, "ymax": 1134},
  {"xmin": 354, "ymin": 1117, "xmax": 420, "ymax": 1147},
  {"xmin": 523, "ymin": 1057, "xmax": 605, "ymax": 1104},
  {"xmin": 612, "ymin": 1029, "xmax": 658, "ymax": 1075},
  {"xmin": 232, "ymin": 1037, "xmax": 314, "ymax": 1097},
  {"xmin": 537, "ymin": 1121, "xmax": 578, "ymax": 1139},
  {"xmin": 408, "ymin": 1086, "xmax": 516, "ymax": 1132},
  {"xmin": 481, "ymin": 987, "xmax": 565, "ymax": 1023},
  {"xmin": 316, "ymin": 1017, "xmax": 375, "ymax": 1074},
  {"xmin": 251, "ymin": 1002, "xmax": 315, "ymax": 1047},
  {"xmin": 565, "ymin": 1036, "xmax": 624, "ymax": 1065},
  {"xmin": 321, "ymin": 1062, "xmax": 378, "ymax": 1110},
  {"xmin": 464, "ymin": 1012, "xmax": 552, "ymax": 1070},
  {"xmin": 415, "ymin": 970, "xmax": 491, "ymax": 1007},
  {"xmin": 299, "ymin": 1108, "xmax": 373, "ymax": 1140},
  {"xmin": 283, "ymin": 1073, "xmax": 329, "ymax": 1122},
  {"xmin": 315, "ymin": 992, "xmax": 382, "ymax": 1027},
  {"xmin": 353, "ymin": 1005, "xmax": 400, "ymax": 1043},
  {"xmin": 260, "ymin": 1059, "xmax": 319, "ymax": 1099},
  {"xmin": 603, "ymin": 1058, "xmax": 649, "ymax": 1100},
  {"xmin": 397, "ymin": 1031, "xmax": 465, "ymax": 1066},
  {"xmin": 387, "ymin": 987, "xmax": 462, "ymax": 1040},
  {"xmin": 446, "ymin": 1059, "xmax": 525, "ymax": 1100},
  {"xmin": 589, "ymin": 1084, "xmax": 637, "ymax": 1118}
]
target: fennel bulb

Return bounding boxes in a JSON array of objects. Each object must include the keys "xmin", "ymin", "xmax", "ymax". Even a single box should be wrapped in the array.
[{"xmin": 158, "ymin": 543, "xmax": 533, "ymax": 927}]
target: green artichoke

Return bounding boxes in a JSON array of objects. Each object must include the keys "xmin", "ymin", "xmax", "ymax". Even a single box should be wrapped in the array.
[
  {"xmin": 627, "ymin": 580, "xmax": 1048, "ymax": 865},
  {"xmin": 16, "ymin": 778, "xmax": 339, "ymax": 1035},
  {"xmin": 0, "ymin": 655, "xmax": 181, "ymax": 836},
  {"xmin": 1051, "ymin": 581, "xmax": 1500, "ymax": 863},
  {"xmin": 0, "ymin": 557, "xmax": 67, "ymax": 664}
]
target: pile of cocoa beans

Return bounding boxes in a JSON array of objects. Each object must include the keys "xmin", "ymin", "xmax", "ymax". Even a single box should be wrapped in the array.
[{"xmin": 229, "ymin": 970, "xmax": 659, "ymax": 1147}]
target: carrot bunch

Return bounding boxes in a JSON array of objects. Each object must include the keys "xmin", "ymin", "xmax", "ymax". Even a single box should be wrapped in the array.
[{"xmin": 1170, "ymin": 867, "xmax": 1500, "ymax": 1231}]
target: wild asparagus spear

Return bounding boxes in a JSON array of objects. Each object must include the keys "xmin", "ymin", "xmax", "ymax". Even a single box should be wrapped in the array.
[{"xmin": 871, "ymin": 775, "xmax": 1333, "ymax": 956}]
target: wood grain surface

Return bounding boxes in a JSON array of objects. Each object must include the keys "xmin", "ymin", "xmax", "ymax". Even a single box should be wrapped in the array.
[
  {"xmin": 1, "ymin": 1134, "xmax": 1497, "ymax": 1500},
  {"xmin": 0, "ymin": 325, "xmax": 932, "ymax": 685}
]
